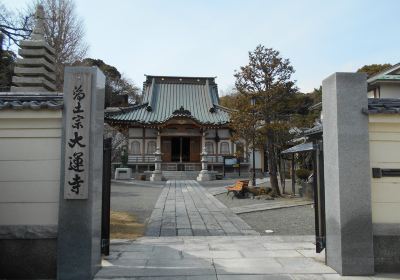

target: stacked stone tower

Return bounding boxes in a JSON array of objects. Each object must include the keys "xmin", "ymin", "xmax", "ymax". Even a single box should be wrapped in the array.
[{"xmin": 11, "ymin": 5, "xmax": 56, "ymax": 92}]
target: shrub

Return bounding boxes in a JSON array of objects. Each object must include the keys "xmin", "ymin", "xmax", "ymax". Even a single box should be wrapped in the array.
[{"xmin": 296, "ymin": 168, "xmax": 311, "ymax": 181}]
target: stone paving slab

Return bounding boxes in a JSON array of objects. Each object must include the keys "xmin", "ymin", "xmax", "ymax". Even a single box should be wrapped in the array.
[
  {"xmin": 95, "ymin": 236, "xmax": 398, "ymax": 279},
  {"xmin": 145, "ymin": 180, "xmax": 259, "ymax": 236},
  {"xmin": 230, "ymin": 199, "xmax": 314, "ymax": 214}
]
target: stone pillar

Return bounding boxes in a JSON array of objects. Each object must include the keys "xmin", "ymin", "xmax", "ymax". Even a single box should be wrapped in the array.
[
  {"xmin": 197, "ymin": 147, "xmax": 214, "ymax": 181},
  {"xmin": 322, "ymin": 72, "xmax": 374, "ymax": 275},
  {"xmin": 150, "ymin": 148, "xmax": 163, "ymax": 181},
  {"xmin": 57, "ymin": 67, "xmax": 105, "ymax": 279}
]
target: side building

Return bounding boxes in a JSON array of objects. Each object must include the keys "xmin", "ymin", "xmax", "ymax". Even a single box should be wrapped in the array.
[
  {"xmin": 105, "ymin": 75, "xmax": 249, "ymax": 177},
  {"xmin": 368, "ymin": 63, "xmax": 400, "ymax": 98}
]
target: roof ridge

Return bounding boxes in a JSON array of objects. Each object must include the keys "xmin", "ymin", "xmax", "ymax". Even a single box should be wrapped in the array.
[
  {"xmin": 214, "ymin": 104, "xmax": 234, "ymax": 113},
  {"xmin": 145, "ymin": 74, "xmax": 216, "ymax": 79},
  {"xmin": 105, "ymin": 102, "xmax": 148, "ymax": 116},
  {"xmin": 367, "ymin": 63, "xmax": 400, "ymax": 82}
]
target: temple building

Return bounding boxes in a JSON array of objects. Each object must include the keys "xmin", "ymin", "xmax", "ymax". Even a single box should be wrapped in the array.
[{"xmin": 105, "ymin": 75, "xmax": 250, "ymax": 176}]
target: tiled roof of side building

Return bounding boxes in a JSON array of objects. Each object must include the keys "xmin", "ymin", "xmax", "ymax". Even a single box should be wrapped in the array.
[
  {"xmin": 0, "ymin": 92, "xmax": 63, "ymax": 110},
  {"xmin": 105, "ymin": 75, "xmax": 230, "ymax": 126},
  {"xmin": 363, "ymin": 98, "xmax": 400, "ymax": 114},
  {"xmin": 367, "ymin": 63, "xmax": 400, "ymax": 87}
]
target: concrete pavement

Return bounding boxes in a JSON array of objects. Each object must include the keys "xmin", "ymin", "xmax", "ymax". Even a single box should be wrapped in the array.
[{"xmin": 95, "ymin": 236, "xmax": 398, "ymax": 279}]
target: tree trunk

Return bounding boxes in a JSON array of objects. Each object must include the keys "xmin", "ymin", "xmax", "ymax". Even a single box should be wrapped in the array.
[
  {"xmin": 267, "ymin": 130, "xmax": 281, "ymax": 196},
  {"xmin": 278, "ymin": 153, "xmax": 285, "ymax": 194}
]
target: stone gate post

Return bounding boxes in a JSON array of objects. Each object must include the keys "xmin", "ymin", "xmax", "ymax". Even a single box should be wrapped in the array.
[
  {"xmin": 57, "ymin": 67, "xmax": 105, "ymax": 279},
  {"xmin": 322, "ymin": 72, "xmax": 374, "ymax": 275}
]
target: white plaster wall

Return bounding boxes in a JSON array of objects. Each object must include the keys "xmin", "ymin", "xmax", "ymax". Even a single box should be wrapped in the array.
[
  {"xmin": 218, "ymin": 129, "xmax": 230, "ymax": 138},
  {"xmin": 369, "ymin": 115, "xmax": 400, "ymax": 223},
  {"xmin": 205, "ymin": 129, "xmax": 215, "ymax": 138},
  {"xmin": 249, "ymin": 149, "xmax": 262, "ymax": 169},
  {"xmin": 0, "ymin": 110, "xmax": 62, "ymax": 226},
  {"xmin": 380, "ymin": 83, "xmax": 400, "ymax": 98},
  {"xmin": 368, "ymin": 90, "xmax": 375, "ymax": 98},
  {"xmin": 129, "ymin": 128, "xmax": 143, "ymax": 138},
  {"xmin": 145, "ymin": 128, "xmax": 157, "ymax": 138}
]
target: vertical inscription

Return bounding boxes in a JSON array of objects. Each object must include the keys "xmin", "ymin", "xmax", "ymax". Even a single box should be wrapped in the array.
[{"xmin": 64, "ymin": 73, "xmax": 92, "ymax": 199}]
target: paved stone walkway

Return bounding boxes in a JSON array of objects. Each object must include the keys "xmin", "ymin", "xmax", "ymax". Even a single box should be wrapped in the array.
[
  {"xmin": 145, "ymin": 180, "xmax": 259, "ymax": 236},
  {"xmin": 95, "ymin": 236, "xmax": 397, "ymax": 279}
]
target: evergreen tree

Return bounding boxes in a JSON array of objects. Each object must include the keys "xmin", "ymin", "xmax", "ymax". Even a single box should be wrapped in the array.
[{"xmin": 233, "ymin": 45, "xmax": 298, "ymax": 195}]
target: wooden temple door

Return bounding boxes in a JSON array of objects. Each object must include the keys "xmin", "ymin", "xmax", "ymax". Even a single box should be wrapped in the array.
[
  {"xmin": 190, "ymin": 137, "xmax": 201, "ymax": 162},
  {"xmin": 161, "ymin": 138, "xmax": 171, "ymax": 162}
]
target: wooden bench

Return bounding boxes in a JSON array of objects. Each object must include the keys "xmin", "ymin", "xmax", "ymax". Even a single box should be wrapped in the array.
[{"xmin": 225, "ymin": 180, "xmax": 250, "ymax": 199}]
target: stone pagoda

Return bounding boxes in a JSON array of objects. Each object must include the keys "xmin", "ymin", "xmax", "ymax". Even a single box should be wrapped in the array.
[{"xmin": 11, "ymin": 5, "xmax": 56, "ymax": 92}]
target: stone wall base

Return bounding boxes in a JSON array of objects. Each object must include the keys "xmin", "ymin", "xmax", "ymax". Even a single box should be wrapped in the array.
[
  {"xmin": 197, "ymin": 170, "xmax": 215, "ymax": 181},
  {"xmin": 374, "ymin": 235, "xmax": 400, "ymax": 272},
  {"xmin": 0, "ymin": 238, "xmax": 56, "ymax": 279},
  {"xmin": 150, "ymin": 171, "xmax": 163, "ymax": 181},
  {"xmin": 115, "ymin": 167, "xmax": 132, "ymax": 180}
]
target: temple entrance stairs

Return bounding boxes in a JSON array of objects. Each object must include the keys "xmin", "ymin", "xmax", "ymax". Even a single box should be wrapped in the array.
[{"xmin": 161, "ymin": 171, "xmax": 200, "ymax": 180}]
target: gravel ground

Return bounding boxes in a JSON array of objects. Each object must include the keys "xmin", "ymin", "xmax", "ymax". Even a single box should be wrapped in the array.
[
  {"xmin": 111, "ymin": 180, "xmax": 164, "ymax": 224},
  {"xmin": 209, "ymin": 179, "xmax": 315, "ymax": 236},
  {"xmin": 239, "ymin": 205, "xmax": 315, "ymax": 235}
]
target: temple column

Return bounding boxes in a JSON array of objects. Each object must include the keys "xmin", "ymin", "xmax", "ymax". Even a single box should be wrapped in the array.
[{"xmin": 180, "ymin": 137, "xmax": 182, "ymax": 163}]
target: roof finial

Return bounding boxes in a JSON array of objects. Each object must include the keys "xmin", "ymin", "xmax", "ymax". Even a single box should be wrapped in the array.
[{"xmin": 31, "ymin": 5, "xmax": 45, "ymax": 40}]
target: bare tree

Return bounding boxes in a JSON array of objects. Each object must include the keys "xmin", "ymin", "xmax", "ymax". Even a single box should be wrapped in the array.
[
  {"xmin": 23, "ymin": 0, "xmax": 88, "ymax": 90},
  {"xmin": 104, "ymin": 123, "xmax": 128, "ymax": 163},
  {"xmin": 0, "ymin": 3, "xmax": 32, "ymax": 50}
]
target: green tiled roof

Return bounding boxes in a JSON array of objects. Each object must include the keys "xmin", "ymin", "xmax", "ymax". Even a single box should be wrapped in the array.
[
  {"xmin": 105, "ymin": 75, "xmax": 230, "ymax": 126},
  {"xmin": 373, "ymin": 74, "xmax": 400, "ymax": 81}
]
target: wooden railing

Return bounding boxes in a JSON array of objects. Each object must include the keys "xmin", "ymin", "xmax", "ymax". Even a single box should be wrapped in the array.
[
  {"xmin": 161, "ymin": 163, "xmax": 202, "ymax": 171},
  {"xmin": 206, "ymin": 155, "xmax": 249, "ymax": 163},
  {"xmin": 128, "ymin": 154, "xmax": 249, "ymax": 164},
  {"xmin": 128, "ymin": 155, "xmax": 155, "ymax": 163}
]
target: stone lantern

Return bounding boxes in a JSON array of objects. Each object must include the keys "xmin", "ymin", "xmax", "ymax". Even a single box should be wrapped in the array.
[
  {"xmin": 150, "ymin": 147, "xmax": 163, "ymax": 181},
  {"xmin": 197, "ymin": 146, "xmax": 214, "ymax": 181}
]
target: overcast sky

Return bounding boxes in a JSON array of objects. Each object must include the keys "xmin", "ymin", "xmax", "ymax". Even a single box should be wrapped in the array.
[{"xmin": 3, "ymin": 0, "xmax": 400, "ymax": 94}]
